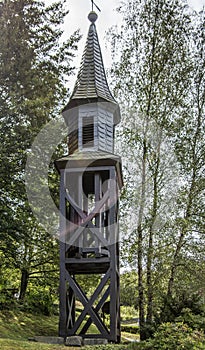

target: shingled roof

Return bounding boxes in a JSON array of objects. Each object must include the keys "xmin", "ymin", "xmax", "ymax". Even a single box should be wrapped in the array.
[{"xmin": 63, "ymin": 11, "xmax": 120, "ymax": 124}]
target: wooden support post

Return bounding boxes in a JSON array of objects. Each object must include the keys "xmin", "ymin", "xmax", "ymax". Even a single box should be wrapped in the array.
[{"xmin": 59, "ymin": 170, "xmax": 67, "ymax": 338}]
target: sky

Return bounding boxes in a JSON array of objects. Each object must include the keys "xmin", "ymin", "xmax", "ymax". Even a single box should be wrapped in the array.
[
  {"xmin": 61, "ymin": 0, "xmax": 122, "ymax": 75},
  {"xmin": 46, "ymin": 0, "xmax": 205, "ymax": 88}
]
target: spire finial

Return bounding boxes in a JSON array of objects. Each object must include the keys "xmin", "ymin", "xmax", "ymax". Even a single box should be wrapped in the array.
[
  {"xmin": 88, "ymin": 11, "xmax": 98, "ymax": 23},
  {"xmin": 89, "ymin": 1, "xmax": 100, "ymax": 23}
]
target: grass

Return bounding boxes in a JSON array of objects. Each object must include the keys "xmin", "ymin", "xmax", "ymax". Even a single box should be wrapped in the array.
[
  {"xmin": 0, "ymin": 309, "xmax": 59, "ymax": 340},
  {"xmin": 0, "ymin": 309, "xmax": 139, "ymax": 349},
  {"xmin": 0, "ymin": 338, "xmax": 68, "ymax": 350},
  {"xmin": 0, "ymin": 310, "xmax": 71, "ymax": 349}
]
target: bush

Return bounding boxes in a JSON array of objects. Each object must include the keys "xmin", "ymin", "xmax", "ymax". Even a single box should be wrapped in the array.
[
  {"xmin": 176, "ymin": 308, "xmax": 205, "ymax": 333},
  {"xmin": 159, "ymin": 292, "xmax": 204, "ymax": 323},
  {"xmin": 0, "ymin": 287, "xmax": 18, "ymax": 310},
  {"xmin": 121, "ymin": 324, "xmax": 139, "ymax": 334},
  {"xmin": 23, "ymin": 288, "xmax": 54, "ymax": 316},
  {"xmin": 128, "ymin": 322, "xmax": 205, "ymax": 350}
]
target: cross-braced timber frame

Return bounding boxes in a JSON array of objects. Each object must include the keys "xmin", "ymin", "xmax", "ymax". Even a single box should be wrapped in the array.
[{"xmin": 58, "ymin": 165, "xmax": 120, "ymax": 342}]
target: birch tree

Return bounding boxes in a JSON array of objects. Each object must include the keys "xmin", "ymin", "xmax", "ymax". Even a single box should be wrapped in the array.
[
  {"xmin": 165, "ymin": 8, "xmax": 205, "ymax": 305},
  {"xmin": 109, "ymin": 0, "xmax": 191, "ymax": 339}
]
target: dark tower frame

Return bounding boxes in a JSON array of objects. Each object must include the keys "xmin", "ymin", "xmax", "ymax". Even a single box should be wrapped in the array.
[
  {"xmin": 56, "ymin": 158, "xmax": 122, "ymax": 342},
  {"xmin": 55, "ymin": 11, "xmax": 122, "ymax": 343}
]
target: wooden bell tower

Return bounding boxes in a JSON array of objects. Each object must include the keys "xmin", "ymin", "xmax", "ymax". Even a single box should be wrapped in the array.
[{"xmin": 55, "ymin": 11, "xmax": 123, "ymax": 343}]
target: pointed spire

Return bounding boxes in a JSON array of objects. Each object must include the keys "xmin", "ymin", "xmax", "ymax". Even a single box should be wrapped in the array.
[{"xmin": 63, "ymin": 11, "xmax": 120, "ymax": 124}]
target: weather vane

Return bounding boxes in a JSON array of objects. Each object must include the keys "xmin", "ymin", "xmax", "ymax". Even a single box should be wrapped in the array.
[{"xmin": 91, "ymin": 0, "xmax": 101, "ymax": 12}]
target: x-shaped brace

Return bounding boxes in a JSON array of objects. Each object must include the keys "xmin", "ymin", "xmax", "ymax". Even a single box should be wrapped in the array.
[
  {"xmin": 65, "ymin": 268, "xmax": 110, "ymax": 335},
  {"xmin": 67, "ymin": 290, "xmax": 75, "ymax": 329},
  {"xmin": 65, "ymin": 190, "xmax": 110, "ymax": 247}
]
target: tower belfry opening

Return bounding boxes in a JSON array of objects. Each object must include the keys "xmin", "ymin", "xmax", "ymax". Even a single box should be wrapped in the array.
[{"xmin": 55, "ymin": 9, "xmax": 123, "ymax": 343}]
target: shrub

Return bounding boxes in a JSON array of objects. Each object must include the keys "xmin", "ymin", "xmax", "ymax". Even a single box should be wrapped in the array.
[
  {"xmin": 0, "ymin": 287, "xmax": 18, "ymax": 310},
  {"xmin": 176, "ymin": 308, "xmax": 205, "ymax": 333},
  {"xmin": 129, "ymin": 322, "xmax": 205, "ymax": 350},
  {"xmin": 159, "ymin": 292, "xmax": 204, "ymax": 323},
  {"xmin": 23, "ymin": 288, "xmax": 54, "ymax": 315},
  {"xmin": 121, "ymin": 324, "xmax": 139, "ymax": 334}
]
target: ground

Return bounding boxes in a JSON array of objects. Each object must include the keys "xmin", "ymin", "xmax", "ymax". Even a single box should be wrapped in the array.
[{"xmin": 0, "ymin": 310, "xmax": 139, "ymax": 350}]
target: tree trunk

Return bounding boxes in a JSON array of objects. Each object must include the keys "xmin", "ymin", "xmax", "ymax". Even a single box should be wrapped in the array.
[
  {"xmin": 19, "ymin": 268, "xmax": 29, "ymax": 301},
  {"xmin": 137, "ymin": 139, "xmax": 147, "ymax": 340},
  {"xmin": 146, "ymin": 136, "xmax": 161, "ymax": 323},
  {"xmin": 141, "ymin": 1, "xmax": 160, "ymax": 329}
]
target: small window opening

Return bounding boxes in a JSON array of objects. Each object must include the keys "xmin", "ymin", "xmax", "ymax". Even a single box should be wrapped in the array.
[{"xmin": 82, "ymin": 116, "xmax": 94, "ymax": 147}]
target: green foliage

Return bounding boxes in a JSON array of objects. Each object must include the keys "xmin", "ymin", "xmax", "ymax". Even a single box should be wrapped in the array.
[
  {"xmin": 121, "ymin": 306, "xmax": 138, "ymax": 321},
  {"xmin": 121, "ymin": 324, "xmax": 139, "ymax": 334},
  {"xmin": 176, "ymin": 308, "xmax": 205, "ymax": 333},
  {"xmin": 0, "ymin": 0, "xmax": 81, "ymax": 303},
  {"xmin": 159, "ymin": 292, "xmax": 205, "ymax": 324},
  {"xmin": 75, "ymin": 275, "xmax": 101, "ymax": 299},
  {"xmin": 0, "ymin": 0, "xmax": 204, "ymax": 344},
  {"xmin": 120, "ymin": 272, "xmax": 138, "ymax": 309},
  {"xmin": 108, "ymin": 0, "xmax": 205, "ymax": 340},
  {"xmin": 0, "ymin": 290, "xmax": 17, "ymax": 310},
  {"xmin": 0, "ymin": 255, "xmax": 19, "ymax": 309},
  {"xmin": 140, "ymin": 323, "xmax": 205, "ymax": 350},
  {"xmin": 23, "ymin": 288, "xmax": 55, "ymax": 316}
]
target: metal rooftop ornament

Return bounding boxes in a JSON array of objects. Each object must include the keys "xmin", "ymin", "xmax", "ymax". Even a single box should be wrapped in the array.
[{"xmin": 91, "ymin": 0, "xmax": 101, "ymax": 12}]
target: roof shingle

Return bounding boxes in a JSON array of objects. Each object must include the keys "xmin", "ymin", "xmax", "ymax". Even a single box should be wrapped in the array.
[{"xmin": 63, "ymin": 12, "xmax": 120, "ymax": 124}]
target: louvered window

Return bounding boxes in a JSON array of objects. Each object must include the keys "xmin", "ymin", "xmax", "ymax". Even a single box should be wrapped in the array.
[{"xmin": 82, "ymin": 116, "xmax": 94, "ymax": 147}]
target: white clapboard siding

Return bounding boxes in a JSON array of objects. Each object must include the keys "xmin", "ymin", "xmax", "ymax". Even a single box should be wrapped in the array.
[{"xmin": 98, "ymin": 109, "xmax": 113, "ymax": 153}]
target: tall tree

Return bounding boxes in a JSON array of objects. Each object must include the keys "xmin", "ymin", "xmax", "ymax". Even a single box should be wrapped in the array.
[
  {"xmin": 0, "ymin": 0, "xmax": 80, "ymax": 300},
  {"xmin": 166, "ymin": 8, "xmax": 205, "ymax": 300},
  {"xmin": 108, "ymin": 0, "xmax": 192, "ymax": 339}
]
